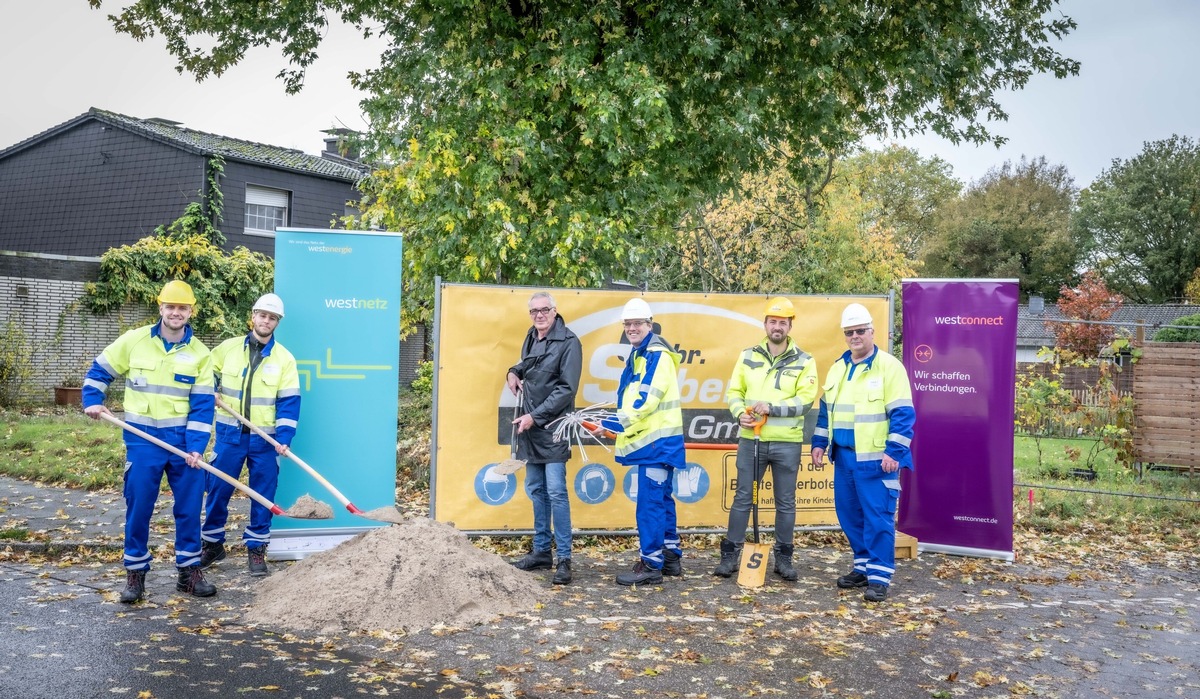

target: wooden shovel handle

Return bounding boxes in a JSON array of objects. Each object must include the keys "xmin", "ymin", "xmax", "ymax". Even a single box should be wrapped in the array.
[
  {"xmin": 100, "ymin": 412, "xmax": 286, "ymax": 516},
  {"xmin": 214, "ymin": 397, "xmax": 362, "ymax": 514}
]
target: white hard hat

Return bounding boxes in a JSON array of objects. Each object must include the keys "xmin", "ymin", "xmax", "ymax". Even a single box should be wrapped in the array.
[
  {"xmin": 621, "ymin": 298, "xmax": 653, "ymax": 321},
  {"xmin": 252, "ymin": 293, "xmax": 285, "ymax": 319},
  {"xmin": 840, "ymin": 303, "xmax": 873, "ymax": 328}
]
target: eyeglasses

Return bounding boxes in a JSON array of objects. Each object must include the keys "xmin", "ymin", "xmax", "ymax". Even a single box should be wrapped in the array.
[
  {"xmin": 528, "ymin": 307, "xmax": 554, "ymax": 317},
  {"xmin": 623, "ymin": 321, "xmax": 650, "ymax": 329},
  {"xmin": 843, "ymin": 327, "xmax": 872, "ymax": 337}
]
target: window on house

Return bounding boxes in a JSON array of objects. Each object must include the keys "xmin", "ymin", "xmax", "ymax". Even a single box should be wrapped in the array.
[{"xmin": 245, "ymin": 185, "xmax": 290, "ymax": 236}]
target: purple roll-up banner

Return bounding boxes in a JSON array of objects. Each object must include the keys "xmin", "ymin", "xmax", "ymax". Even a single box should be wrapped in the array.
[{"xmin": 898, "ymin": 279, "xmax": 1018, "ymax": 561}]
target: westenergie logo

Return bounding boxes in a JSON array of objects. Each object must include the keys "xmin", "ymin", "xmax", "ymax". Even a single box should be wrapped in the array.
[
  {"xmin": 324, "ymin": 297, "xmax": 389, "ymax": 310},
  {"xmin": 307, "ymin": 245, "xmax": 353, "ymax": 254},
  {"xmin": 933, "ymin": 315, "xmax": 1005, "ymax": 326}
]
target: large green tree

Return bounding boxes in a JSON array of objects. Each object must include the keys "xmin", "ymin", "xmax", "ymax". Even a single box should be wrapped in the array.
[
  {"xmin": 1072, "ymin": 135, "xmax": 1200, "ymax": 303},
  {"xmin": 645, "ymin": 147, "xmax": 916, "ymax": 294},
  {"xmin": 95, "ymin": 0, "xmax": 1078, "ymax": 325},
  {"xmin": 922, "ymin": 156, "xmax": 1078, "ymax": 300},
  {"xmin": 839, "ymin": 145, "xmax": 961, "ymax": 260}
]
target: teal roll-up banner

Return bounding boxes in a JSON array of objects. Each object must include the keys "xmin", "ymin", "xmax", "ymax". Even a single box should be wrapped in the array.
[{"xmin": 270, "ymin": 228, "xmax": 402, "ymax": 556}]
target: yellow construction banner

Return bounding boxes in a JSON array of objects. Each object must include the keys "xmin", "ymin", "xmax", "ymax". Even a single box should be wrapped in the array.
[{"xmin": 432, "ymin": 284, "xmax": 891, "ymax": 532}]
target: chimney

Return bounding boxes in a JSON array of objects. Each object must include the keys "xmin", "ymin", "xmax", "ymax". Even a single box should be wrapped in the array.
[
  {"xmin": 321, "ymin": 128, "xmax": 360, "ymax": 162},
  {"xmin": 1029, "ymin": 294, "xmax": 1044, "ymax": 316}
]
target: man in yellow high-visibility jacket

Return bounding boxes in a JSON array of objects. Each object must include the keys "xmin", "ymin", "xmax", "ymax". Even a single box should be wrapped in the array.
[
  {"xmin": 811, "ymin": 303, "xmax": 915, "ymax": 603},
  {"xmin": 594, "ymin": 298, "xmax": 686, "ymax": 586},
  {"xmin": 200, "ymin": 293, "xmax": 300, "ymax": 577},
  {"xmin": 83, "ymin": 280, "xmax": 216, "ymax": 603},
  {"xmin": 715, "ymin": 297, "xmax": 818, "ymax": 581}
]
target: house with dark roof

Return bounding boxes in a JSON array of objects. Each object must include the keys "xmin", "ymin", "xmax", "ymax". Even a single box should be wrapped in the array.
[
  {"xmin": 1018, "ymin": 295, "xmax": 1198, "ymax": 362},
  {"xmin": 0, "ymin": 108, "xmax": 366, "ymax": 258}
]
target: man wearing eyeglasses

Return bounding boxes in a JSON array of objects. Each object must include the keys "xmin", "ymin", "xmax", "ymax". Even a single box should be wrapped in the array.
[
  {"xmin": 507, "ymin": 292, "xmax": 583, "ymax": 585},
  {"xmin": 810, "ymin": 303, "xmax": 915, "ymax": 603}
]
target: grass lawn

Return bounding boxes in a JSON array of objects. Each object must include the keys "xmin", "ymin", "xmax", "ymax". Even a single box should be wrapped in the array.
[
  {"xmin": 1014, "ymin": 434, "xmax": 1200, "ymax": 533},
  {"xmin": 0, "ymin": 408, "xmax": 126, "ymax": 489}
]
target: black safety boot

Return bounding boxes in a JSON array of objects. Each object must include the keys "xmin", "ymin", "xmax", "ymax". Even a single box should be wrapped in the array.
[
  {"xmin": 712, "ymin": 538, "xmax": 742, "ymax": 578},
  {"xmin": 552, "ymin": 558, "xmax": 572, "ymax": 585},
  {"xmin": 511, "ymin": 549, "xmax": 554, "ymax": 571},
  {"xmin": 119, "ymin": 570, "xmax": 146, "ymax": 604},
  {"xmin": 837, "ymin": 570, "xmax": 869, "ymax": 588},
  {"xmin": 616, "ymin": 560, "xmax": 663, "ymax": 586},
  {"xmin": 248, "ymin": 546, "xmax": 269, "ymax": 577},
  {"xmin": 864, "ymin": 582, "xmax": 889, "ymax": 602},
  {"xmin": 176, "ymin": 565, "xmax": 217, "ymax": 597},
  {"xmin": 773, "ymin": 543, "xmax": 798, "ymax": 581},
  {"xmin": 662, "ymin": 549, "xmax": 683, "ymax": 577},
  {"xmin": 199, "ymin": 541, "xmax": 226, "ymax": 569}
]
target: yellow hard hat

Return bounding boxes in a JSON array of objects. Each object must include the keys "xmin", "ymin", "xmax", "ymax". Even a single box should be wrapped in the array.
[
  {"xmin": 764, "ymin": 296, "xmax": 795, "ymax": 319},
  {"xmin": 157, "ymin": 280, "xmax": 196, "ymax": 305}
]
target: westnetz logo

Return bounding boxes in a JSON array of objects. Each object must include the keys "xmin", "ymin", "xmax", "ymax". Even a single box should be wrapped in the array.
[
  {"xmin": 324, "ymin": 297, "xmax": 389, "ymax": 310},
  {"xmin": 308, "ymin": 245, "xmax": 353, "ymax": 254},
  {"xmin": 933, "ymin": 315, "xmax": 1005, "ymax": 326}
]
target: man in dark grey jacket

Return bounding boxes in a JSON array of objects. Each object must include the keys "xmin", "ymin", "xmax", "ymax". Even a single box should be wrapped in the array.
[{"xmin": 506, "ymin": 291, "xmax": 583, "ymax": 584}]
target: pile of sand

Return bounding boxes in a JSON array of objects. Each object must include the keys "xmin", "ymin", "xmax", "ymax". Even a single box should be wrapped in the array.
[
  {"xmin": 284, "ymin": 493, "xmax": 334, "ymax": 519},
  {"xmin": 245, "ymin": 517, "xmax": 540, "ymax": 633}
]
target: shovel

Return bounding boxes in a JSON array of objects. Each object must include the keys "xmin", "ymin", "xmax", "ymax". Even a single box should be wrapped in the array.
[
  {"xmin": 213, "ymin": 398, "xmax": 404, "ymax": 524},
  {"xmin": 737, "ymin": 412, "xmax": 771, "ymax": 588},
  {"xmin": 494, "ymin": 389, "xmax": 527, "ymax": 476},
  {"xmin": 99, "ymin": 412, "xmax": 332, "ymax": 519}
]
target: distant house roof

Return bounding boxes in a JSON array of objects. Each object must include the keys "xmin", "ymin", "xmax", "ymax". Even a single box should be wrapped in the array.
[
  {"xmin": 0, "ymin": 107, "xmax": 367, "ymax": 182},
  {"xmin": 1018, "ymin": 301, "xmax": 1200, "ymax": 347}
]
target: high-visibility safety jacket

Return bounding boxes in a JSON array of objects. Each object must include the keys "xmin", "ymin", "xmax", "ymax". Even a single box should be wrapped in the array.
[
  {"xmin": 726, "ymin": 337, "xmax": 818, "ymax": 442},
  {"xmin": 811, "ymin": 346, "xmax": 915, "ymax": 467},
  {"xmin": 83, "ymin": 322, "xmax": 215, "ymax": 454},
  {"xmin": 211, "ymin": 334, "xmax": 301, "ymax": 447},
  {"xmin": 600, "ymin": 332, "xmax": 686, "ymax": 468}
]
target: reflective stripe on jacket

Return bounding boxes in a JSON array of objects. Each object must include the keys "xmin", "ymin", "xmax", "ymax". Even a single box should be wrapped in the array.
[
  {"xmin": 601, "ymin": 332, "xmax": 685, "ymax": 468},
  {"xmin": 83, "ymin": 321, "xmax": 215, "ymax": 454},
  {"xmin": 726, "ymin": 337, "xmax": 818, "ymax": 442},
  {"xmin": 811, "ymin": 346, "xmax": 915, "ymax": 467},
  {"xmin": 211, "ymin": 334, "xmax": 301, "ymax": 446}
]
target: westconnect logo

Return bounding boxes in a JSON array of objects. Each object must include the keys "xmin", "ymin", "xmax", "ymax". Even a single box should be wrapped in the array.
[
  {"xmin": 932, "ymin": 315, "xmax": 1005, "ymax": 326},
  {"xmin": 324, "ymin": 297, "xmax": 389, "ymax": 310}
]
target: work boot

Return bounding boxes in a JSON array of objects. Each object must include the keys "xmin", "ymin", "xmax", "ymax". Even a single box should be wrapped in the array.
[
  {"xmin": 199, "ymin": 541, "xmax": 226, "ymax": 569},
  {"xmin": 662, "ymin": 549, "xmax": 683, "ymax": 577},
  {"xmin": 837, "ymin": 570, "xmax": 868, "ymax": 589},
  {"xmin": 176, "ymin": 565, "xmax": 217, "ymax": 598},
  {"xmin": 248, "ymin": 546, "xmax": 269, "ymax": 577},
  {"xmin": 712, "ymin": 538, "xmax": 742, "ymax": 578},
  {"xmin": 511, "ymin": 549, "xmax": 554, "ymax": 571},
  {"xmin": 118, "ymin": 570, "xmax": 146, "ymax": 604},
  {"xmin": 616, "ymin": 560, "xmax": 663, "ymax": 586},
  {"xmin": 773, "ymin": 543, "xmax": 798, "ymax": 581},
  {"xmin": 864, "ymin": 582, "xmax": 889, "ymax": 602},
  {"xmin": 552, "ymin": 559, "xmax": 572, "ymax": 585}
]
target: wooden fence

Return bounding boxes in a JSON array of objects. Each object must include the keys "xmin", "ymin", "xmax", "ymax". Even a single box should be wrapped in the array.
[
  {"xmin": 1016, "ymin": 361, "xmax": 1133, "ymax": 438},
  {"xmin": 1132, "ymin": 342, "xmax": 1200, "ymax": 473}
]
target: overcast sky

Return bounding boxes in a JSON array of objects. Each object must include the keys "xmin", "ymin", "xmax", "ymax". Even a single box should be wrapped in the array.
[{"xmin": 2, "ymin": 0, "xmax": 1197, "ymax": 189}]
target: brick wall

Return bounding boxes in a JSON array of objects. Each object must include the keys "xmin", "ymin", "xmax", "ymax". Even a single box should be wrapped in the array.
[
  {"xmin": 2, "ymin": 251, "xmax": 424, "ymax": 404},
  {"xmin": 0, "ymin": 252, "xmax": 151, "ymax": 403}
]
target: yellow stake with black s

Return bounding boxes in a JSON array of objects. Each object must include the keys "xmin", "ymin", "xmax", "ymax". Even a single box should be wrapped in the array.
[{"xmin": 738, "ymin": 412, "xmax": 771, "ymax": 588}]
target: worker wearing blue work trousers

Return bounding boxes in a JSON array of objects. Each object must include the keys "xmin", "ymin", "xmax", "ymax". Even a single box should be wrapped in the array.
[
  {"xmin": 810, "ymin": 303, "xmax": 915, "ymax": 603},
  {"xmin": 200, "ymin": 293, "xmax": 300, "ymax": 577},
  {"xmin": 593, "ymin": 297, "xmax": 686, "ymax": 586},
  {"xmin": 83, "ymin": 280, "xmax": 217, "ymax": 603}
]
